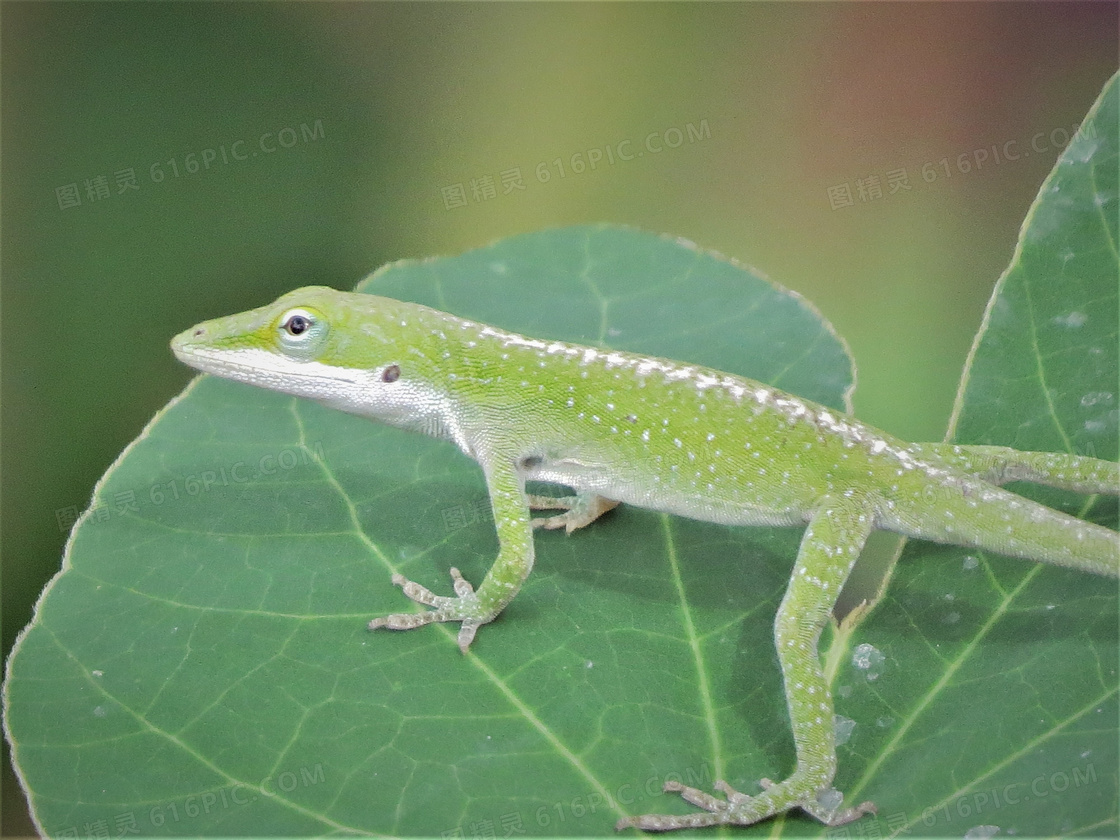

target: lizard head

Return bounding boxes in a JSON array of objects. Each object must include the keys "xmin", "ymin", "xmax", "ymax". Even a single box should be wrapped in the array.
[{"xmin": 171, "ymin": 285, "xmax": 455, "ymax": 426}]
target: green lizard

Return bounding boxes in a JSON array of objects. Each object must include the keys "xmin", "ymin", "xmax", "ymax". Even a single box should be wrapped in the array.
[{"xmin": 171, "ymin": 285, "xmax": 1119, "ymax": 831}]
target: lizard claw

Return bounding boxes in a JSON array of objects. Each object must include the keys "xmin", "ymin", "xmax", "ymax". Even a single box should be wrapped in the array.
[
  {"xmin": 528, "ymin": 493, "xmax": 620, "ymax": 533},
  {"xmin": 616, "ymin": 776, "xmax": 875, "ymax": 831},
  {"xmin": 368, "ymin": 567, "xmax": 489, "ymax": 652}
]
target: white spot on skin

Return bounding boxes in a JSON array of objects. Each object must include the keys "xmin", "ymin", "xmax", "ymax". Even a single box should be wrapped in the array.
[
  {"xmin": 719, "ymin": 379, "xmax": 745, "ymax": 401},
  {"xmin": 479, "ymin": 325, "xmax": 548, "ymax": 351},
  {"xmin": 695, "ymin": 373, "xmax": 719, "ymax": 390}
]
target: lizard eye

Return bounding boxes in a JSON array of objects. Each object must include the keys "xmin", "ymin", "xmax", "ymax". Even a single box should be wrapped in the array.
[
  {"xmin": 280, "ymin": 308, "xmax": 316, "ymax": 337},
  {"xmin": 284, "ymin": 313, "xmax": 312, "ymax": 335},
  {"xmin": 277, "ymin": 307, "xmax": 327, "ymax": 357}
]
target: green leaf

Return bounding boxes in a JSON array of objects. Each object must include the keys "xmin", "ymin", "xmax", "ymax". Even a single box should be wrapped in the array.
[
  {"xmin": 4, "ymin": 225, "xmax": 856, "ymax": 836},
  {"xmin": 834, "ymin": 73, "xmax": 1118, "ymax": 837}
]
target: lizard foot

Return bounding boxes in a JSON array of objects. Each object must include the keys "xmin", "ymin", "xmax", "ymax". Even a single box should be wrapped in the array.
[
  {"xmin": 368, "ymin": 567, "xmax": 491, "ymax": 652},
  {"xmin": 528, "ymin": 493, "xmax": 620, "ymax": 533},
  {"xmin": 615, "ymin": 777, "xmax": 875, "ymax": 831}
]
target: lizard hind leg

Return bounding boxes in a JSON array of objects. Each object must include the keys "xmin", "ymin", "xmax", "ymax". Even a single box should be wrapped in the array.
[
  {"xmin": 617, "ymin": 495, "xmax": 878, "ymax": 831},
  {"xmin": 914, "ymin": 443, "xmax": 1120, "ymax": 495}
]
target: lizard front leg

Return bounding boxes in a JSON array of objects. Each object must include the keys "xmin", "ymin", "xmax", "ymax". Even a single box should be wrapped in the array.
[
  {"xmin": 619, "ymin": 494, "xmax": 878, "ymax": 831},
  {"xmin": 369, "ymin": 455, "xmax": 534, "ymax": 652},
  {"xmin": 528, "ymin": 493, "xmax": 620, "ymax": 533}
]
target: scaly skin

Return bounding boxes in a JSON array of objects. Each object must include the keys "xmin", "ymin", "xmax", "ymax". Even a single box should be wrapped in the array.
[{"xmin": 172, "ymin": 286, "xmax": 1119, "ymax": 831}]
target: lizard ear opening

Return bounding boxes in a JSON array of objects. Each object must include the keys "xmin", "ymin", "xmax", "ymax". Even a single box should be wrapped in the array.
[{"xmin": 277, "ymin": 307, "xmax": 329, "ymax": 359}]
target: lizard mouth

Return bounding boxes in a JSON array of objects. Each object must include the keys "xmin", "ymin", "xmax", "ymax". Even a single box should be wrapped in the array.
[{"xmin": 171, "ymin": 343, "xmax": 363, "ymax": 393}]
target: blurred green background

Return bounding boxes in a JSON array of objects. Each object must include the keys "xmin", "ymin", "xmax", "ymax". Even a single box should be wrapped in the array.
[{"xmin": 2, "ymin": 3, "xmax": 1116, "ymax": 835}]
